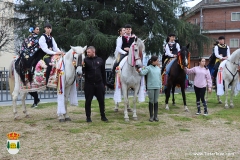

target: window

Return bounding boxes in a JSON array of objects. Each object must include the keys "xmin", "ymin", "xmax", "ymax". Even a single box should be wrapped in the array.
[
  {"xmin": 230, "ymin": 39, "xmax": 239, "ymax": 48},
  {"xmin": 231, "ymin": 12, "xmax": 240, "ymax": 21}
]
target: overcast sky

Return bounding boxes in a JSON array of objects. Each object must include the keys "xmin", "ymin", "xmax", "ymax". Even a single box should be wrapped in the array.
[{"xmin": 186, "ymin": 0, "xmax": 202, "ymax": 7}]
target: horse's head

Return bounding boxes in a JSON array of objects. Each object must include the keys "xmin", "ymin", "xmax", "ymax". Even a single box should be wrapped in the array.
[
  {"xmin": 179, "ymin": 44, "xmax": 190, "ymax": 68},
  {"xmin": 128, "ymin": 37, "xmax": 145, "ymax": 68},
  {"xmin": 69, "ymin": 45, "xmax": 87, "ymax": 75}
]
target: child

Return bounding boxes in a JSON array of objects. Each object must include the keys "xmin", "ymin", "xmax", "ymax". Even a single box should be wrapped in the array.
[
  {"xmin": 138, "ymin": 56, "xmax": 162, "ymax": 122},
  {"xmin": 185, "ymin": 58, "xmax": 212, "ymax": 115}
]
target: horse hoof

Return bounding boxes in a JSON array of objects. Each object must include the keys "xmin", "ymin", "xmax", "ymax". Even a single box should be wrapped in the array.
[
  {"xmin": 114, "ymin": 109, "xmax": 118, "ymax": 112},
  {"xmin": 133, "ymin": 117, "xmax": 138, "ymax": 121},
  {"xmin": 14, "ymin": 117, "xmax": 20, "ymax": 121},
  {"xmin": 127, "ymin": 108, "xmax": 132, "ymax": 112},
  {"xmin": 165, "ymin": 107, "xmax": 169, "ymax": 110},
  {"xmin": 219, "ymin": 100, "xmax": 222, "ymax": 104},
  {"xmin": 59, "ymin": 119, "xmax": 65, "ymax": 122},
  {"xmin": 224, "ymin": 105, "xmax": 229, "ymax": 109},
  {"xmin": 184, "ymin": 109, "xmax": 189, "ymax": 112},
  {"xmin": 230, "ymin": 104, "xmax": 234, "ymax": 108},
  {"xmin": 65, "ymin": 117, "xmax": 71, "ymax": 121},
  {"xmin": 172, "ymin": 103, "xmax": 175, "ymax": 106},
  {"xmin": 125, "ymin": 118, "xmax": 129, "ymax": 122},
  {"xmin": 25, "ymin": 115, "xmax": 30, "ymax": 118}
]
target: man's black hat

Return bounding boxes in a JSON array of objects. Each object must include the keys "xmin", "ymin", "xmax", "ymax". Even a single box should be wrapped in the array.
[
  {"xmin": 124, "ymin": 24, "xmax": 132, "ymax": 28},
  {"xmin": 168, "ymin": 33, "xmax": 176, "ymax": 37},
  {"xmin": 218, "ymin": 36, "xmax": 225, "ymax": 40},
  {"xmin": 44, "ymin": 23, "xmax": 52, "ymax": 28}
]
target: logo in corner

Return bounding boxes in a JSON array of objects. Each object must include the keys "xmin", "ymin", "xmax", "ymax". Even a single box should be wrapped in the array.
[{"xmin": 7, "ymin": 132, "xmax": 20, "ymax": 154}]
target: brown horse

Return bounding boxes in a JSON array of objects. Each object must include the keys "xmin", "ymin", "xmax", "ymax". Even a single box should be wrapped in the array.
[{"xmin": 164, "ymin": 44, "xmax": 190, "ymax": 111}]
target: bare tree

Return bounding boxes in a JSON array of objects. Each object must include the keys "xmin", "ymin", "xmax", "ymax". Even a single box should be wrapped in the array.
[
  {"xmin": 0, "ymin": 25, "xmax": 13, "ymax": 51},
  {"xmin": 0, "ymin": 1, "xmax": 14, "ymax": 56}
]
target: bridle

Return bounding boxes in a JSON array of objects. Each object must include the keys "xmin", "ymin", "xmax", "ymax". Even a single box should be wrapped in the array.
[
  {"xmin": 225, "ymin": 59, "xmax": 240, "ymax": 85},
  {"xmin": 128, "ymin": 43, "xmax": 142, "ymax": 67},
  {"xmin": 177, "ymin": 49, "xmax": 190, "ymax": 69}
]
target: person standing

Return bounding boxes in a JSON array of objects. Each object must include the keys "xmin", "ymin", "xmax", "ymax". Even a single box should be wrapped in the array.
[
  {"xmin": 38, "ymin": 23, "xmax": 64, "ymax": 85},
  {"xmin": 82, "ymin": 46, "xmax": 108, "ymax": 122},
  {"xmin": 185, "ymin": 58, "xmax": 212, "ymax": 115},
  {"xmin": 137, "ymin": 56, "xmax": 162, "ymax": 122},
  {"xmin": 107, "ymin": 24, "xmax": 136, "ymax": 89}
]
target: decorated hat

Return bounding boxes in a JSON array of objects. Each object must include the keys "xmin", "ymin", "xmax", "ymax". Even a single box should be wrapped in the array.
[
  {"xmin": 218, "ymin": 36, "xmax": 225, "ymax": 40},
  {"xmin": 124, "ymin": 24, "xmax": 132, "ymax": 28},
  {"xmin": 44, "ymin": 23, "xmax": 52, "ymax": 28},
  {"xmin": 168, "ymin": 33, "xmax": 176, "ymax": 37}
]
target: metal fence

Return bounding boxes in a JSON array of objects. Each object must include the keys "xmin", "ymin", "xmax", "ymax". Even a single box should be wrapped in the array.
[
  {"xmin": 0, "ymin": 68, "xmax": 194, "ymax": 102},
  {"xmin": 0, "ymin": 68, "xmax": 114, "ymax": 102}
]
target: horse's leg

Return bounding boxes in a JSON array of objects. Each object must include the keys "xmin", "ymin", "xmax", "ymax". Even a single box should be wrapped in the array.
[
  {"xmin": 21, "ymin": 93, "xmax": 29, "ymax": 118},
  {"xmin": 127, "ymin": 90, "xmax": 132, "ymax": 112},
  {"xmin": 172, "ymin": 85, "xmax": 176, "ymax": 105},
  {"xmin": 230, "ymin": 82, "xmax": 237, "ymax": 108},
  {"xmin": 180, "ymin": 83, "xmax": 188, "ymax": 112},
  {"xmin": 224, "ymin": 82, "xmax": 229, "ymax": 109},
  {"xmin": 12, "ymin": 72, "xmax": 20, "ymax": 120},
  {"xmin": 63, "ymin": 86, "xmax": 72, "ymax": 121},
  {"xmin": 114, "ymin": 102, "xmax": 119, "ymax": 112},
  {"xmin": 122, "ymin": 85, "xmax": 129, "ymax": 121},
  {"xmin": 132, "ymin": 87, "xmax": 138, "ymax": 120},
  {"xmin": 215, "ymin": 84, "xmax": 222, "ymax": 104},
  {"xmin": 165, "ymin": 85, "xmax": 171, "ymax": 110}
]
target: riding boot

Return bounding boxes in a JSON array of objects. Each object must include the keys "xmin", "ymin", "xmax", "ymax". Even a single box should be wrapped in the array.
[
  {"xmin": 203, "ymin": 103, "xmax": 208, "ymax": 116},
  {"xmin": 106, "ymin": 71, "xmax": 115, "ymax": 89},
  {"xmin": 149, "ymin": 102, "xmax": 154, "ymax": 122},
  {"xmin": 153, "ymin": 102, "xmax": 159, "ymax": 121},
  {"xmin": 196, "ymin": 101, "xmax": 201, "ymax": 115}
]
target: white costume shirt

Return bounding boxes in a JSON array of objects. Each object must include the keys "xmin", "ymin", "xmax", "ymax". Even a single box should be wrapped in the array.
[
  {"xmin": 39, "ymin": 34, "xmax": 60, "ymax": 55},
  {"xmin": 116, "ymin": 36, "xmax": 127, "ymax": 55},
  {"xmin": 165, "ymin": 42, "xmax": 180, "ymax": 57},
  {"xmin": 214, "ymin": 45, "xmax": 230, "ymax": 59}
]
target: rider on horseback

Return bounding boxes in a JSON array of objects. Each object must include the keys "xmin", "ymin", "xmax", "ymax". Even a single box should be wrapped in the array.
[
  {"xmin": 15, "ymin": 26, "xmax": 43, "ymax": 108},
  {"xmin": 161, "ymin": 33, "xmax": 180, "ymax": 74},
  {"xmin": 212, "ymin": 36, "xmax": 230, "ymax": 85},
  {"xmin": 38, "ymin": 23, "xmax": 64, "ymax": 85},
  {"xmin": 107, "ymin": 24, "xmax": 136, "ymax": 89}
]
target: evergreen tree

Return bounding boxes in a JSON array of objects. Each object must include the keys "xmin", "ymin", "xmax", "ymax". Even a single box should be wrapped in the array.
[{"xmin": 14, "ymin": 0, "xmax": 210, "ymax": 60}]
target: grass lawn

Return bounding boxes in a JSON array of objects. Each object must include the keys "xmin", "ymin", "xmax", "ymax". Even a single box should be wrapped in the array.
[{"xmin": 0, "ymin": 91, "xmax": 240, "ymax": 160}]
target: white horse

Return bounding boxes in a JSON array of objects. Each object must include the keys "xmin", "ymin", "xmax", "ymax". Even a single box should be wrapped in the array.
[
  {"xmin": 219, "ymin": 48, "xmax": 240, "ymax": 108},
  {"xmin": 115, "ymin": 37, "xmax": 145, "ymax": 121},
  {"xmin": 9, "ymin": 46, "xmax": 86, "ymax": 121}
]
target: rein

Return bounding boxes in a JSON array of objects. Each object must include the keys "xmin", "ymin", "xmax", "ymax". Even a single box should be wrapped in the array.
[{"xmin": 225, "ymin": 61, "xmax": 239, "ymax": 85}]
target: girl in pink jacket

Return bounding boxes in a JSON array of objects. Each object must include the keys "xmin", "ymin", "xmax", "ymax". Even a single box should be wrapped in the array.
[{"xmin": 185, "ymin": 58, "xmax": 212, "ymax": 115}]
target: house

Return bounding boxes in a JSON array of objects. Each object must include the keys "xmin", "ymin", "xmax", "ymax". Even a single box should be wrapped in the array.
[{"xmin": 184, "ymin": 0, "xmax": 240, "ymax": 67}]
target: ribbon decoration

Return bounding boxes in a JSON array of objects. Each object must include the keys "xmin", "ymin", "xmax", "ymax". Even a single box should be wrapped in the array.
[
  {"xmin": 57, "ymin": 61, "xmax": 64, "ymax": 94},
  {"xmin": 132, "ymin": 45, "xmax": 135, "ymax": 66}
]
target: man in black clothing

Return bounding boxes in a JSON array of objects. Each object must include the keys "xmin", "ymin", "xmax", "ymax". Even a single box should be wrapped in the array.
[{"xmin": 82, "ymin": 46, "xmax": 108, "ymax": 122}]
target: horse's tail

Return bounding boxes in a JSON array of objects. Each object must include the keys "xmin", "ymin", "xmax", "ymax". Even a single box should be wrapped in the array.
[{"xmin": 8, "ymin": 59, "xmax": 15, "ymax": 95}]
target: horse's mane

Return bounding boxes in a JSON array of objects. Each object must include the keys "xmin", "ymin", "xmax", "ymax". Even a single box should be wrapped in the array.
[{"xmin": 229, "ymin": 48, "xmax": 240, "ymax": 64}]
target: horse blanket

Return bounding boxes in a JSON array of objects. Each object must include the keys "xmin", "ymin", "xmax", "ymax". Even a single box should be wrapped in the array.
[{"xmin": 17, "ymin": 55, "xmax": 62, "ymax": 92}]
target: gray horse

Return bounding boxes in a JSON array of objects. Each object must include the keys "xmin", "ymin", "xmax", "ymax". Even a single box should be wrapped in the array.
[{"xmin": 115, "ymin": 37, "xmax": 145, "ymax": 121}]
